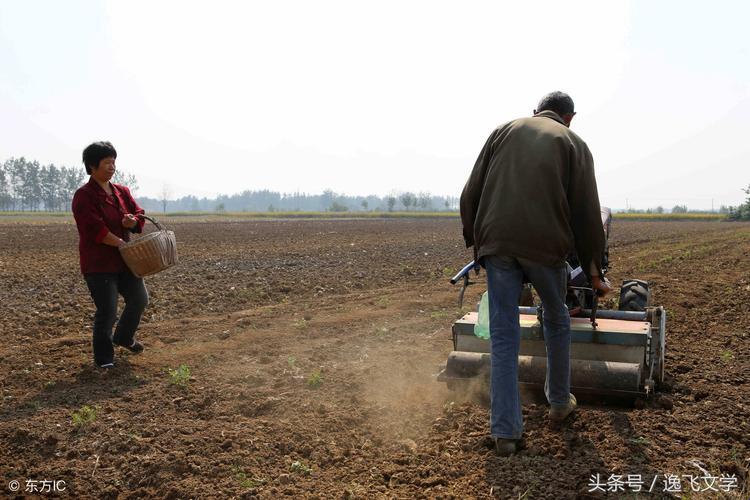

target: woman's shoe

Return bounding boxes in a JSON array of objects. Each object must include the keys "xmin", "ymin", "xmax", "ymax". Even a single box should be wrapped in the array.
[{"xmin": 115, "ymin": 340, "xmax": 144, "ymax": 353}]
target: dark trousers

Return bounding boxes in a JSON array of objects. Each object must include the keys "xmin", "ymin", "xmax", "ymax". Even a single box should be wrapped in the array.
[{"xmin": 84, "ymin": 270, "xmax": 149, "ymax": 365}]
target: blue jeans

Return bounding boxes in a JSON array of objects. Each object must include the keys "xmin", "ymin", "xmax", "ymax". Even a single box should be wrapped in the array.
[
  {"xmin": 484, "ymin": 255, "xmax": 571, "ymax": 440},
  {"xmin": 84, "ymin": 271, "xmax": 149, "ymax": 366}
]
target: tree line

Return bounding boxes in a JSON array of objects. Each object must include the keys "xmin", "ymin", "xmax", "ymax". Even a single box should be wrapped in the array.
[
  {"xmin": 136, "ymin": 189, "xmax": 459, "ymax": 213},
  {"xmin": 3, "ymin": 155, "xmax": 747, "ymax": 218},
  {"xmin": 0, "ymin": 157, "xmax": 138, "ymax": 211},
  {"xmin": 0, "ymin": 157, "xmax": 86, "ymax": 211},
  {"xmin": 0, "ymin": 156, "xmax": 458, "ymax": 213}
]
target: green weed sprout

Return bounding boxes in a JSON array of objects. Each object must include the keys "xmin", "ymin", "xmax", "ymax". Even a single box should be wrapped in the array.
[
  {"xmin": 168, "ymin": 364, "xmax": 191, "ymax": 387},
  {"xmin": 307, "ymin": 370, "xmax": 323, "ymax": 388},
  {"xmin": 290, "ymin": 460, "xmax": 312, "ymax": 475},
  {"xmin": 72, "ymin": 405, "xmax": 97, "ymax": 428}
]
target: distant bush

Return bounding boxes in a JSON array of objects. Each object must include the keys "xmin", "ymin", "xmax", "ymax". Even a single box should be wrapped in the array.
[
  {"xmin": 727, "ymin": 184, "xmax": 750, "ymax": 221},
  {"xmin": 329, "ymin": 201, "xmax": 349, "ymax": 212}
]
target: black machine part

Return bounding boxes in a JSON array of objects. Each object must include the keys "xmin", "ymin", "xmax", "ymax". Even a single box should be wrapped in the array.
[
  {"xmin": 619, "ymin": 280, "xmax": 651, "ymax": 312},
  {"xmin": 450, "ymin": 207, "xmax": 613, "ymax": 308},
  {"xmin": 441, "ymin": 352, "xmax": 644, "ymax": 397}
]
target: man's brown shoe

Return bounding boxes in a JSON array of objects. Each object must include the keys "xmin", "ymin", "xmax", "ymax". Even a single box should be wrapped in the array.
[
  {"xmin": 549, "ymin": 394, "xmax": 577, "ymax": 422},
  {"xmin": 494, "ymin": 437, "xmax": 521, "ymax": 457}
]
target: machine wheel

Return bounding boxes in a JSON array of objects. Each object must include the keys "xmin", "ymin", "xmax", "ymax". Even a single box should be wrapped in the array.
[{"xmin": 619, "ymin": 280, "xmax": 650, "ymax": 312}]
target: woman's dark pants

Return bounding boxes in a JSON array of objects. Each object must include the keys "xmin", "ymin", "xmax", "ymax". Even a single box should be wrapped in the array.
[{"xmin": 84, "ymin": 270, "xmax": 149, "ymax": 366}]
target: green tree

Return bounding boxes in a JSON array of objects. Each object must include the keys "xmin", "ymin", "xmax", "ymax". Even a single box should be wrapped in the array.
[
  {"xmin": 400, "ymin": 192, "xmax": 415, "ymax": 211},
  {"xmin": 190, "ymin": 196, "xmax": 201, "ymax": 211},
  {"xmin": 39, "ymin": 164, "xmax": 59, "ymax": 211},
  {"xmin": 0, "ymin": 166, "xmax": 11, "ymax": 210},
  {"xmin": 23, "ymin": 160, "xmax": 42, "ymax": 211},
  {"xmin": 321, "ymin": 189, "xmax": 335, "ymax": 211},
  {"xmin": 386, "ymin": 196, "xmax": 396, "ymax": 212},
  {"xmin": 63, "ymin": 166, "xmax": 85, "ymax": 210},
  {"xmin": 7, "ymin": 157, "xmax": 26, "ymax": 210},
  {"xmin": 727, "ymin": 184, "xmax": 750, "ymax": 221}
]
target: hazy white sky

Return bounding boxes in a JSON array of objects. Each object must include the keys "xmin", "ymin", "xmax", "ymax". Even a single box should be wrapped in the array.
[{"xmin": 1, "ymin": 1, "xmax": 748, "ymax": 208}]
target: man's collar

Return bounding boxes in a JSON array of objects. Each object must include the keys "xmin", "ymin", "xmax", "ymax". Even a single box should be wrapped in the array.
[{"xmin": 534, "ymin": 110, "xmax": 566, "ymax": 125}]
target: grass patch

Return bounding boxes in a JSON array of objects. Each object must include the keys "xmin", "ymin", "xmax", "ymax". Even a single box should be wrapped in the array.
[
  {"xmin": 430, "ymin": 309, "xmax": 451, "ymax": 319},
  {"xmin": 71, "ymin": 405, "xmax": 97, "ymax": 428},
  {"xmin": 168, "ymin": 364, "xmax": 191, "ymax": 387},
  {"xmin": 628, "ymin": 436, "xmax": 650, "ymax": 446},
  {"xmin": 613, "ymin": 213, "xmax": 725, "ymax": 221},
  {"xmin": 641, "ymin": 240, "xmax": 723, "ymax": 272},
  {"xmin": 720, "ymin": 350, "xmax": 734, "ymax": 362},
  {"xmin": 0, "ymin": 211, "xmax": 71, "ymax": 217},
  {"xmin": 290, "ymin": 460, "xmax": 313, "ymax": 475},
  {"xmin": 442, "ymin": 267, "xmax": 456, "ymax": 279},
  {"xmin": 375, "ymin": 326, "xmax": 389, "ymax": 338},
  {"xmin": 232, "ymin": 465, "xmax": 265, "ymax": 489},
  {"xmin": 307, "ymin": 369, "xmax": 323, "ymax": 388}
]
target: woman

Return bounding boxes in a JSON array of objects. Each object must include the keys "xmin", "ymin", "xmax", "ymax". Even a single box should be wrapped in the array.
[{"xmin": 72, "ymin": 141, "xmax": 149, "ymax": 369}]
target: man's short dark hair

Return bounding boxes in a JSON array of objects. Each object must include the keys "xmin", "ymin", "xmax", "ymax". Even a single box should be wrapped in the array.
[
  {"xmin": 82, "ymin": 141, "xmax": 117, "ymax": 174},
  {"xmin": 537, "ymin": 91, "xmax": 575, "ymax": 117}
]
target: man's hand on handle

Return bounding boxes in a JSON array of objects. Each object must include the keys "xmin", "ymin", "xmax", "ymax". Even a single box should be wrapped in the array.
[{"xmin": 591, "ymin": 276, "xmax": 612, "ymax": 297}]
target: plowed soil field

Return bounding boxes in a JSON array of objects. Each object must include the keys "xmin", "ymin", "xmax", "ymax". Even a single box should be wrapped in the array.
[{"xmin": 0, "ymin": 217, "xmax": 748, "ymax": 499}]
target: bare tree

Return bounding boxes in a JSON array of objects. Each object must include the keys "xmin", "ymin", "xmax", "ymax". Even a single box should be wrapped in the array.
[
  {"xmin": 113, "ymin": 170, "xmax": 139, "ymax": 194},
  {"xmin": 417, "ymin": 191, "xmax": 432, "ymax": 210},
  {"xmin": 160, "ymin": 184, "xmax": 171, "ymax": 213}
]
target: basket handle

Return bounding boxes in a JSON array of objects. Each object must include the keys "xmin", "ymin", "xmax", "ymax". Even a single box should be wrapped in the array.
[{"xmin": 139, "ymin": 214, "xmax": 164, "ymax": 231}]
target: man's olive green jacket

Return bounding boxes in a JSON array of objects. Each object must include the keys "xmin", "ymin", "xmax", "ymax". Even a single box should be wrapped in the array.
[{"xmin": 460, "ymin": 110, "xmax": 605, "ymax": 277}]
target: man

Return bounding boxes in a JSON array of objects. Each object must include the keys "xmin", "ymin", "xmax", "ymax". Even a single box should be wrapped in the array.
[{"xmin": 460, "ymin": 91, "xmax": 611, "ymax": 456}]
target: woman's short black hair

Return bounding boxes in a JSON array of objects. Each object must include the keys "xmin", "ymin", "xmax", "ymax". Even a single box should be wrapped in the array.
[{"xmin": 82, "ymin": 141, "xmax": 117, "ymax": 175}]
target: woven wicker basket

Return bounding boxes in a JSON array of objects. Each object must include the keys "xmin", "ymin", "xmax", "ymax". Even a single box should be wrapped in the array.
[{"xmin": 119, "ymin": 215, "xmax": 178, "ymax": 278}]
